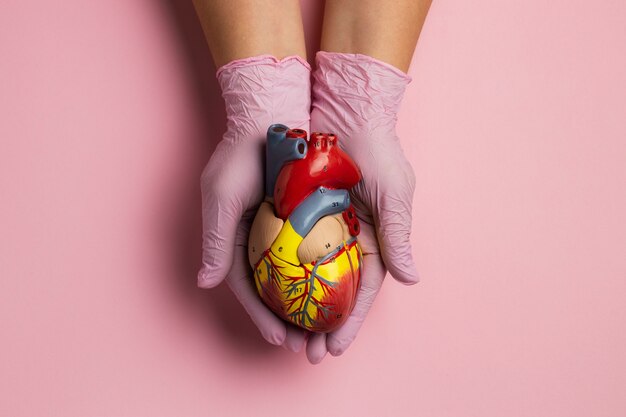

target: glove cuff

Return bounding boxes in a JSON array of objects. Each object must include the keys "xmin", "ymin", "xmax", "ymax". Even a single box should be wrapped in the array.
[
  {"xmin": 311, "ymin": 51, "xmax": 411, "ymax": 135},
  {"xmin": 216, "ymin": 55, "xmax": 311, "ymax": 140},
  {"xmin": 313, "ymin": 51, "xmax": 411, "ymax": 115},
  {"xmin": 216, "ymin": 54, "xmax": 311, "ymax": 78}
]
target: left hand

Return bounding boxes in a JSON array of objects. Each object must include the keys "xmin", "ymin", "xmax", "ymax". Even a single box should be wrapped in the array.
[{"xmin": 306, "ymin": 51, "xmax": 420, "ymax": 364}]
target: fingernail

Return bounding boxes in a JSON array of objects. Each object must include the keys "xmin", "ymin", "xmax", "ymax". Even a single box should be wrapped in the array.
[
  {"xmin": 309, "ymin": 351, "xmax": 327, "ymax": 365},
  {"xmin": 327, "ymin": 337, "xmax": 348, "ymax": 357},
  {"xmin": 265, "ymin": 332, "xmax": 286, "ymax": 346},
  {"xmin": 328, "ymin": 346, "xmax": 345, "ymax": 357},
  {"xmin": 197, "ymin": 266, "xmax": 215, "ymax": 288}
]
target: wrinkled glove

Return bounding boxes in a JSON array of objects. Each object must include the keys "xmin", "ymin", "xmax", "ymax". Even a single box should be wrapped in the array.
[
  {"xmin": 307, "ymin": 51, "xmax": 420, "ymax": 363},
  {"xmin": 198, "ymin": 55, "xmax": 311, "ymax": 352}
]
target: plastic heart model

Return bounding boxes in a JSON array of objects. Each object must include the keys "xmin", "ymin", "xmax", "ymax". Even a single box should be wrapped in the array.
[{"xmin": 248, "ymin": 124, "xmax": 363, "ymax": 332}]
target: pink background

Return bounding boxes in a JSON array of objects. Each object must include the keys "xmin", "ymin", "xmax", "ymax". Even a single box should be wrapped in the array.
[{"xmin": 1, "ymin": 1, "xmax": 625, "ymax": 416}]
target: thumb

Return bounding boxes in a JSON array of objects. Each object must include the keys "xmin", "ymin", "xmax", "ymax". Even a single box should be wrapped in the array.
[
  {"xmin": 197, "ymin": 179, "xmax": 244, "ymax": 289},
  {"xmin": 376, "ymin": 180, "xmax": 420, "ymax": 285}
]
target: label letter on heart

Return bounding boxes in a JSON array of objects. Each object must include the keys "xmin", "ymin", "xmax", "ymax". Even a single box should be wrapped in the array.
[{"xmin": 248, "ymin": 124, "xmax": 363, "ymax": 332}]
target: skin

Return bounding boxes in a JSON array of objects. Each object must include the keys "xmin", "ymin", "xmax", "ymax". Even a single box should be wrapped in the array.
[
  {"xmin": 321, "ymin": 0, "xmax": 432, "ymax": 73},
  {"xmin": 193, "ymin": 0, "xmax": 432, "ymax": 361},
  {"xmin": 192, "ymin": 0, "xmax": 307, "ymax": 67}
]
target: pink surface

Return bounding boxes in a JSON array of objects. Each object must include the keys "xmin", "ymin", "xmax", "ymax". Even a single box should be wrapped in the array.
[{"xmin": 1, "ymin": 0, "xmax": 625, "ymax": 416}]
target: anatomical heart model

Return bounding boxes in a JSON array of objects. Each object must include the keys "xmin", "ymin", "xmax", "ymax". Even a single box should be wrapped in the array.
[{"xmin": 248, "ymin": 124, "xmax": 363, "ymax": 332}]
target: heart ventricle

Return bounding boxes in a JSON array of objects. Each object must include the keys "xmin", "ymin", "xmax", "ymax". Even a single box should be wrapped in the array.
[{"xmin": 251, "ymin": 214, "xmax": 362, "ymax": 332}]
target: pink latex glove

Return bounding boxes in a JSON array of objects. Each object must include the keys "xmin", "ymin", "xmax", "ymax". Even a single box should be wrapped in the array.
[
  {"xmin": 198, "ymin": 55, "xmax": 311, "ymax": 352},
  {"xmin": 307, "ymin": 51, "xmax": 420, "ymax": 363}
]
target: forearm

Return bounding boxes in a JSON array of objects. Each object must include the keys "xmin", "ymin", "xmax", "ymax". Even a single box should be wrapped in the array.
[
  {"xmin": 192, "ymin": 0, "xmax": 306, "ymax": 68},
  {"xmin": 320, "ymin": 0, "xmax": 432, "ymax": 72}
]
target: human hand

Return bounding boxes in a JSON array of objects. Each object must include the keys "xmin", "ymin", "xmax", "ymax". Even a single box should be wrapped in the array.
[
  {"xmin": 197, "ymin": 55, "xmax": 311, "ymax": 352},
  {"xmin": 307, "ymin": 51, "xmax": 419, "ymax": 363}
]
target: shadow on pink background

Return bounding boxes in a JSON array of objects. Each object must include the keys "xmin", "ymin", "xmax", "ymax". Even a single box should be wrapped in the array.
[{"xmin": 1, "ymin": 1, "xmax": 625, "ymax": 416}]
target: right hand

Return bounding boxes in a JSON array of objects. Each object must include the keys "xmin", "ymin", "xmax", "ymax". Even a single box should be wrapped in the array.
[
  {"xmin": 198, "ymin": 136, "xmax": 309, "ymax": 352},
  {"xmin": 197, "ymin": 55, "xmax": 311, "ymax": 353}
]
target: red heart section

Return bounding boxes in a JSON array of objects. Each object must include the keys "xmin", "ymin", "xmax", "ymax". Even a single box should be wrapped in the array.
[{"xmin": 274, "ymin": 132, "xmax": 362, "ymax": 220}]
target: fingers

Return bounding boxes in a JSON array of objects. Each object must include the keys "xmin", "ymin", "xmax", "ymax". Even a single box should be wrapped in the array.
[
  {"xmin": 198, "ymin": 204, "xmax": 241, "ymax": 288},
  {"xmin": 198, "ymin": 142, "xmax": 259, "ymax": 289},
  {"xmin": 282, "ymin": 326, "xmax": 308, "ymax": 353},
  {"xmin": 306, "ymin": 332, "xmax": 328, "ymax": 364},
  {"xmin": 225, "ymin": 245, "xmax": 287, "ymax": 346},
  {"xmin": 376, "ymin": 161, "xmax": 420, "ymax": 285},
  {"xmin": 198, "ymin": 183, "xmax": 241, "ymax": 288},
  {"xmin": 326, "ymin": 251, "xmax": 386, "ymax": 356}
]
